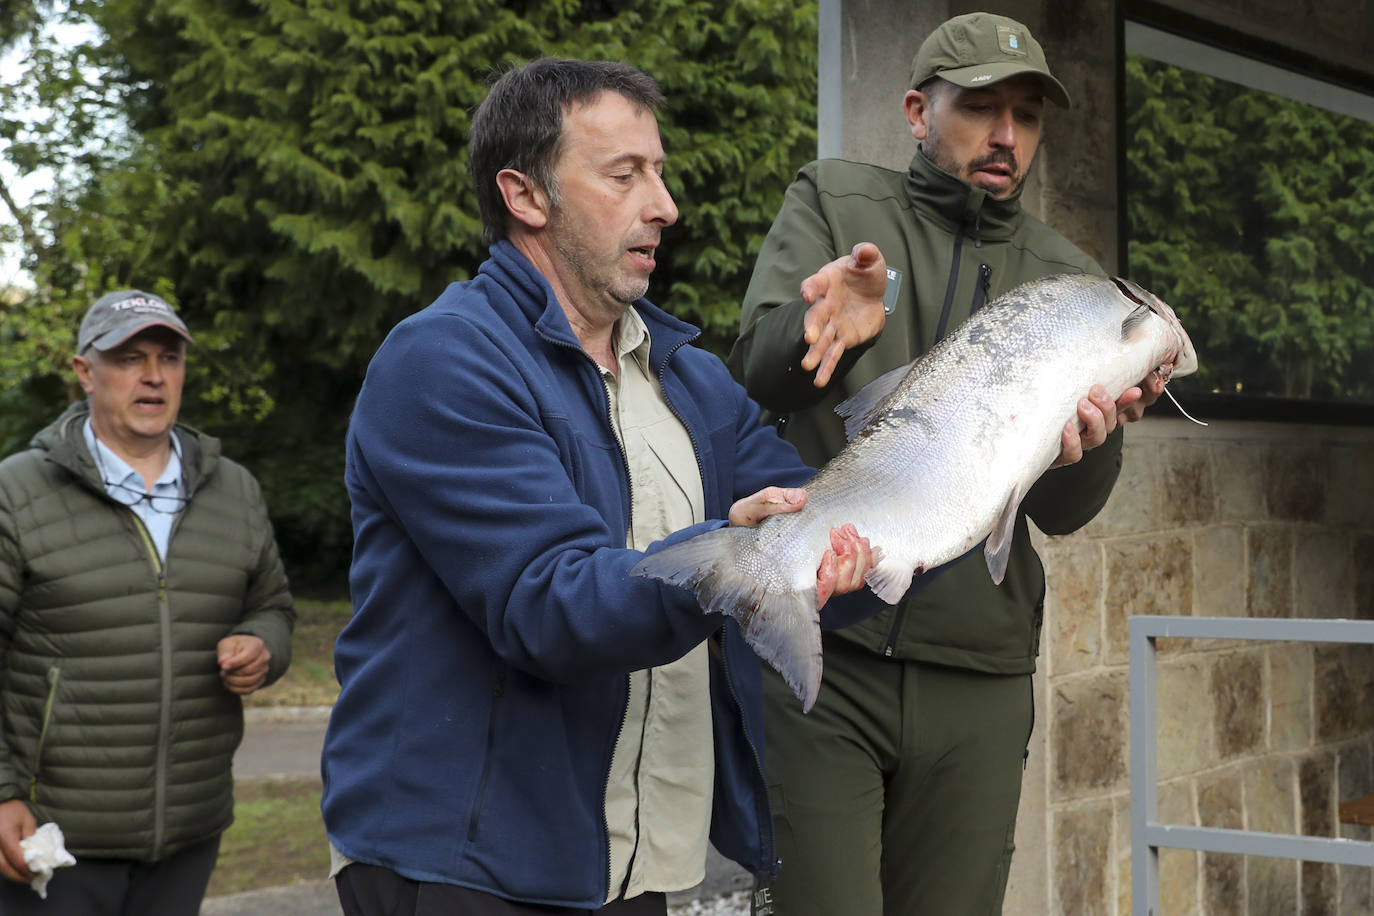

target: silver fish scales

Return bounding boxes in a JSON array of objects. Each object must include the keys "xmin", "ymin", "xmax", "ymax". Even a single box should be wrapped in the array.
[{"xmin": 632, "ymin": 274, "xmax": 1198, "ymax": 711}]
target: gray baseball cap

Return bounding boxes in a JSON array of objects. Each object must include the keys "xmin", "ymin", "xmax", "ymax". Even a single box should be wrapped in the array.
[
  {"xmin": 77, "ymin": 289, "xmax": 194, "ymax": 353},
  {"xmin": 910, "ymin": 12, "xmax": 1071, "ymax": 108}
]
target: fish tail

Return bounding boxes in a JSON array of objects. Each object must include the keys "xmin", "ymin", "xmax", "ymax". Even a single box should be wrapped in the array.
[{"xmin": 631, "ymin": 529, "xmax": 823, "ymax": 712}]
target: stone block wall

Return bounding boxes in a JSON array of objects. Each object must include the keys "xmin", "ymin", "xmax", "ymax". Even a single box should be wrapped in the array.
[{"xmin": 1008, "ymin": 418, "xmax": 1374, "ymax": 914}]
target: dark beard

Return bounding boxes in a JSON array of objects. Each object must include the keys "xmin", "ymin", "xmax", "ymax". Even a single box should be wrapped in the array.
[{"xmin": 920, "ymin": 142, "xmax": 1023, "ymax": 197}]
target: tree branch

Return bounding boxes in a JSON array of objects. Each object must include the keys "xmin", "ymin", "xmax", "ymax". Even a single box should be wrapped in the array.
[{"xmin": 0, "ymin": 170, "xmax": 45, "ymax": 259}]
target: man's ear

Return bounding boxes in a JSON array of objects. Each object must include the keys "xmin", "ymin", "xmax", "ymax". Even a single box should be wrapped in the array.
[
  {"xmin": 72, "ymin": 354, "xmax": 95, "ymax": 395},
  {"xmin": 904, "ymin": 89, "xmax": 930, "ymax": 142},
  {"xmin": 496, "ymin": 169, "xmax": 550, "ymax": 231}
]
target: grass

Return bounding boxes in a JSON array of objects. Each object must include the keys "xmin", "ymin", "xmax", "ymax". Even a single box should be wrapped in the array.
[
  {"xmin": 208, "ymin": 597, "xmax": 349, "ymax": 898},
  {"xmin": 207, "ymin": 779, "xmax": 330, "ymax": 898}
]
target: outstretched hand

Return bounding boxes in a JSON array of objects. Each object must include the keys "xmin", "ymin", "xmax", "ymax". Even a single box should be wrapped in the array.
[{"xmin": 799, "ymin": 242, "xmax": 889, "ymax": 388}]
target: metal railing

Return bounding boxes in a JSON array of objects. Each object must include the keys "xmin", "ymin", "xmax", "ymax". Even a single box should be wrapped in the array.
[{"xmin": 1129, "ymin": 615, "xmax": 1374, "ymax": 915}]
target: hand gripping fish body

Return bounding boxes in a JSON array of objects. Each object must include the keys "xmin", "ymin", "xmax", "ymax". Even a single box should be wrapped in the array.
[{"xmin": 633, "ymin": 274, "xmax": 1198, "ymax": 711}]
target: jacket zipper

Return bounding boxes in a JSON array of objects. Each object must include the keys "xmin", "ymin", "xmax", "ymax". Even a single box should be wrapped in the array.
[
  {"xmin": 602, "ymin": 675, "xmax": 632, "ymax": 901},
  {"xmin": 931, "ymin": 232, "xmax": 963, "ymax": 344},
  {"xmin": 466, "ymin": 670, "xmax": 505, "ymax": 844},
  {"xmin": 972, "ymin": 264, "xmax": 993, "ymax": 314},
  {"xmin": 28, "ymin": 667, "xmax": 61, "ymax": 802},
  {"xmin": 130, "ymin": 515, "xmax": 173, "ymax": 861}
]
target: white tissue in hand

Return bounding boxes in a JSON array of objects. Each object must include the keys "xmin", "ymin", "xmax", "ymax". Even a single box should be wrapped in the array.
[{"xmin": 20, "ymin": 822, "xmax": 76, "ymax": 899}]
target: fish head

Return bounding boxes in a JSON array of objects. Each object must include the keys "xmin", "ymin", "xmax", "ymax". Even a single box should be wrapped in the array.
[{"xmin": 1110, "ymin": 277, "xmax": 1198, "ymax": 381}]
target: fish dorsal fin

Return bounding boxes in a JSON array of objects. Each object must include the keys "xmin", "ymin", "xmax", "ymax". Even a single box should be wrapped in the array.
[
  {"xmin": 983, "ymin": 483, "xmax": 1022, "ymax": 585},
  {"xmin": 1120, "ymin": 302, "xmax": 1154, "ymax": 342},
  {"xmin": 835, "ymin": 360, "xmax": 916, "ymax": 440}
]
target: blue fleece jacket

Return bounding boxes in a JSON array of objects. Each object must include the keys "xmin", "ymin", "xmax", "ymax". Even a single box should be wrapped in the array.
[{"xmin": 321, "ymin": 242, "xmax": 867, "ymax": 907}]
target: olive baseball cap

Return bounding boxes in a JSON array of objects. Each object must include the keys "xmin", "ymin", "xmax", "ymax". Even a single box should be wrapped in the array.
[
  {"xmin": 77, "ymin": 289, "xmax": 194, "ymax": 353},
  {"xmin": 910, "ymin": 12, "xmax": 1071, "ymax": 108}
]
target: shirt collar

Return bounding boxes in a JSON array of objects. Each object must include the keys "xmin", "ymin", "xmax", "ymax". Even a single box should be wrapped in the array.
[
  {"xmin": 83, "ymin": 418, "xmax": 182, "ymax": 491},
  {"xmin": 614, "ymin": 307, "xmax": 653, "ymax": 374}
]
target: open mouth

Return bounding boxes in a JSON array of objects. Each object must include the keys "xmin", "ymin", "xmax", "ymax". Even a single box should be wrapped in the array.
[{"xmin": 627, "ymin": 245, "xmax": 657, "ymax": 269}]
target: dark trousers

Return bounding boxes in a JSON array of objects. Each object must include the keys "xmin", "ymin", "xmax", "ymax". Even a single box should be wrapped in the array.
[
  {"xmin": 336, "ymin": 862, "xmax": 668, "ymax": 916},
  {"xmin": 0, "ymin": 834, "xmax": 220, "ymax": 916},
  {"xmin": 753, "ymin": 635, "xmax": 1034, "ymax": 916}
]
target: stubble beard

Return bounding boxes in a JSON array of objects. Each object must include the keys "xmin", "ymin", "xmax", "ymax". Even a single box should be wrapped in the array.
[
  {"xmin": 550, "ymin": 215, "xmax": 648, "ymax": 319},
  {"xmin": 921, "ymin": 131, "xmax": 1024, "ymax": 199}
]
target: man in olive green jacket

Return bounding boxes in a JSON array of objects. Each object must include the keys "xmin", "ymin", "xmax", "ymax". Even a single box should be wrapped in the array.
[
  {"xmin": 0, "ymin": 290, "xmax": 294, "ymax": 916},
  {"xmin": 729, "ymin": 13, "xmax": 1163, "ymax": 915}
]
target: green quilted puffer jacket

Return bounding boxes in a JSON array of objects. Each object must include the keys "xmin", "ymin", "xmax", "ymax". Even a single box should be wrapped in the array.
[{"xmin": 0, "ymin": 401, "xmax": 295, "ymax": 861}]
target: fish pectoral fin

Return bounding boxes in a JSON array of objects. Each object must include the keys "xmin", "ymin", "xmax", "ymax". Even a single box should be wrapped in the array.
[
  {"xmin": 864, "ymin": 557, "xmax": 916, "ymax": 605},
  {"xmin": 984, "ymin": 484, "xmax": 1022, "ymax": 585},
  {"xmin": 740, "ymin": 591, "xmax": 824, "ymax": 713}
]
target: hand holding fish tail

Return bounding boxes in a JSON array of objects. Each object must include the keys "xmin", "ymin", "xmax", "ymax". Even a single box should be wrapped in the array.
[
  {"xmin": 799, "ymin": 242, "xmax": 889, "ymax": 388},
  {"xmin": 816, "ymin": 523, "xmax": 880, "ymax": 609},
  {"xmin": 727, "ymin": 485, "xmax": 808, "ymax": 527}
]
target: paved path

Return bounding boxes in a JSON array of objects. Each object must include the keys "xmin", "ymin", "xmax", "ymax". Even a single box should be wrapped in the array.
[{"xmin": 202, "ymin": 707, "xmax": 749, "ymax": 915}]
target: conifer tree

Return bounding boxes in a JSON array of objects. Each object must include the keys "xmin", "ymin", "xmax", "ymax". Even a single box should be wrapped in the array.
[{"xmin": 1, "ymin": 0, "xmax": 818, "ymax": 582}]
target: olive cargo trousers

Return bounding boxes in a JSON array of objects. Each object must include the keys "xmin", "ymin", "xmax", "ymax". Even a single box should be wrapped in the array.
[{"xmin": 753, "ymin": 635, "xmax": 1034, "ymax": 916}]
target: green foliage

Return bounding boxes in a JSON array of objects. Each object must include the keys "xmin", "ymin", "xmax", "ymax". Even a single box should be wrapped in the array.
[
  {"xmin": 1124, "ymin": 55, "xmax": 1374, "ymax": 401},
  {"xmin": 1, "ymin": 0, "xmax": 818, "ymax": 584}
]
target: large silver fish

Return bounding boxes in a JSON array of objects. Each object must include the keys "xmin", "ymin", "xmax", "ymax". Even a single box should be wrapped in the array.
[{"xmin": 632, "ymin": 274, "xmax": 1198, "ymax": 711}]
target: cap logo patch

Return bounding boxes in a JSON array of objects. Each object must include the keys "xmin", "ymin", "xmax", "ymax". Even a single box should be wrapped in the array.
[
  {"xmin": 109, "ymin": 295, "xmax": 174, "ymax": 315},
  {"xmin": 998, "ymin": 25, "xmax": 1028, "ymax": 57}
]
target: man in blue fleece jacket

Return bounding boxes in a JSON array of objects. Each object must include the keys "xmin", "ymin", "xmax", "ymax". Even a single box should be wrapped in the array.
[{"xmin": 320, "ymin": 57, "xmax": 885, "ymax": 916}]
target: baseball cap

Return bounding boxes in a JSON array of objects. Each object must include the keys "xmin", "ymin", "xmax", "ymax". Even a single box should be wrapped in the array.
[
  {"xmin": 910, "ymin": 12, "xmax": 1071, "ymax": 108},
  {"xmin": 77, "ymin": 290, "xmax": 194, "ymax": 353}
]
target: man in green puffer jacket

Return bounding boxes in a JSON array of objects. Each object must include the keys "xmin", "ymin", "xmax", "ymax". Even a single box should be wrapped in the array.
[
  {"xmin": 0, "ymin": 290, "xmax": 295, "ymax": 916},
  {"xmin": 729, "ymin": 13, "xmax": 1166, "ymax": 916}
]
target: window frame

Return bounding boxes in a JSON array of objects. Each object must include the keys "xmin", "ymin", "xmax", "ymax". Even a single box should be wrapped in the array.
[{"xmin": 1118, "ymin": 1, "xmax": 1374, "ymax": 425}]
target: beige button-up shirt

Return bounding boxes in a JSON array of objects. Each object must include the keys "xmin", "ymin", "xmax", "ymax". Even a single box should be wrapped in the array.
[{"xmin": 600, "ymin": 308, "xmax": 713, "ymax": 903}]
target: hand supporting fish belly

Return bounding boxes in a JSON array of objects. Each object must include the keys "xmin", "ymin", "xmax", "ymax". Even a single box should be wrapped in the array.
[{"xmin": 635, "ymin": 273, "xmax": 1199, "ymax": 712}]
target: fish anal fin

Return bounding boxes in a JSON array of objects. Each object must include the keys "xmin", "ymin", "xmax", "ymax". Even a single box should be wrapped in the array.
[
  {"xmin": 984, "ymin": 484, "xmax": 1022, "ymax": 585},
  {"xmin": 865, "ymin": 557, "xmax": 920, "ymax": 605}
]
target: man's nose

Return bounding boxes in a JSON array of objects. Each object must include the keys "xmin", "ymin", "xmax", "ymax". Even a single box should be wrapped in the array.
[
  {"xmin": 645, "ymin": 172, "xmax": 678, "ymax": 226},
  {"xmin": 989, "ymin": 109, "xmax": 1016, "ymax": 147}
]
